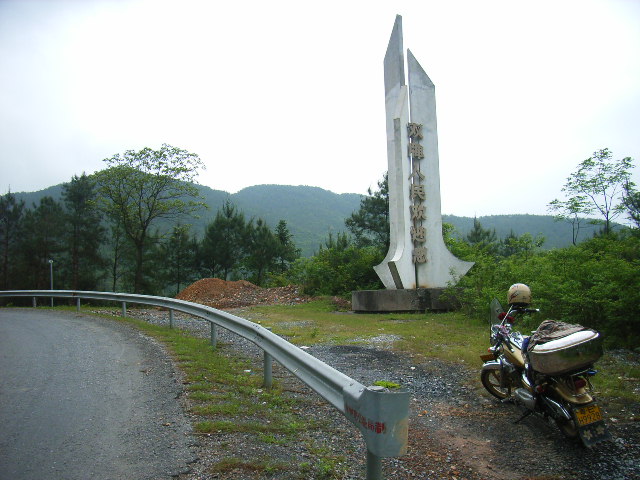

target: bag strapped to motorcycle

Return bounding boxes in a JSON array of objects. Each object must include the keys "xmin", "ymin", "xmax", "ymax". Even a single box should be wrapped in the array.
[
  {"xmin": 526, "ymin": 320, "xmax": 610, "ymax": 446},
  {"xmin": 526, "ymin": 320, "xmax": 603, "ymax": 375},
  {"xmin": 526, "ymin": 320, "xmax": 586, "ymax": 352}
]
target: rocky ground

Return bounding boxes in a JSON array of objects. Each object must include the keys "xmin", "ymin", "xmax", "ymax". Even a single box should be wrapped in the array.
[
  {"xmin": 126, "ymin": 279, "xmax": 639, "ymax": 480},
  {"xmin": 175, "ymin": 278, "xmax": 311, "ymax": 310}
]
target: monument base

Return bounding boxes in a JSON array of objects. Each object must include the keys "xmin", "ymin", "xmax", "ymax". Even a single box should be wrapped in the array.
[{"xmin": 352, "ymin": 288, "xmax": 457, "ymax": 313}]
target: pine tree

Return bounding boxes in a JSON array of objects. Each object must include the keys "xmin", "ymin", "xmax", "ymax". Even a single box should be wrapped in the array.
[
  {"xmin": 20, "ymin": 197, "xmax": 65, "ymax": 289},
  {"xmin": 201, "ymin": 200, "xmax": 248, "ymax": 280},
  {"xmin": 160, "ymin": 225, "xmax": 198, "ymax": 295},
  {"xmin": 274, "ymin": 220, "xmax": 300, "ymax": 273},
  {"xmin": 0, "ymin": 192, "xmax": 25, "ymax": 289},
  {"xmin": 62, "ymin": 174, "xmax": 105, "ymax": 290},
  {"xmin": 345, "ymin": 174, "xmax": 389, "ymax": 250},
  {"xmin": 465, "ymin": 217, "xmax": 498, "ymax": 252},
  {"xmin": 245, "ymin": 218, "xmax": 279, "ymax": 286}
]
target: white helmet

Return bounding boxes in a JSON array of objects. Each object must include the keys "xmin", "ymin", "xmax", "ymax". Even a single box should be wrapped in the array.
[{"xmin": 507, "ymin": 283, "xmax": 531, "ymax": 306}]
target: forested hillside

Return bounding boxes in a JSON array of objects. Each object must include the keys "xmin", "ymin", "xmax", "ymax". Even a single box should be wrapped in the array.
[
  {"xmin": 13, "ymin": 183, "xmax": 601, "ymax": 255},
  {"xmin": 7, "ymin": 146, "xmax": 635, "ymax": 348}
]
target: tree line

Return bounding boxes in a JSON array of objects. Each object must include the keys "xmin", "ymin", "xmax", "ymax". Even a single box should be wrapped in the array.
[
  {"xmin": 1, "ymin": 145, "xmax": 638, "ymax": 346},
  {"xmin": 0, "ymin": 145, "xmax": 299, "ymax": 296}
]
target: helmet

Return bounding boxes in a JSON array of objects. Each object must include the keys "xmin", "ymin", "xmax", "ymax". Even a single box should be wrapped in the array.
[{"xmin": 507, "ymin": 283, "xmax": 531, "ymax": 306}]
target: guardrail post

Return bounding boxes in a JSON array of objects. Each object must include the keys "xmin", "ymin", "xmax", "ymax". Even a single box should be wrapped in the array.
[
  {"xmin": 210, "ymin": 323, "xmax": 217, "ymax": 349},
  {"xmin": 32, "ymin": 297, "xmax": 36, "ymax": 308},
  {"xmin": 169, "ymin": 309, "xmax": 174, "ymax": 329},
  {"xmin": 121, "ymin": 302, "xmax": 127, "ymax": 317},
  {"xmin": 366, "ymin": 451, "xmax": 383, "ymax": 480},
  {"xmin": 263, "ymin": 352, "xmax": 273, "ymax": 389},
  {"xmin": 76, "ymin": 297, "xmax": 81, "ymax": 312}
]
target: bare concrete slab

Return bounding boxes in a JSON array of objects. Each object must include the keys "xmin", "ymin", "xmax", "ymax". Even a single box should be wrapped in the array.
[{"xmin": 352, "ymin": 288, "xmax": 456, "ymax": 312}]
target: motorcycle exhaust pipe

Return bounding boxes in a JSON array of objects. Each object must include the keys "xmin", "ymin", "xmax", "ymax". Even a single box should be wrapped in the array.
[
  {"xmin": 514, "ymin": 388, "xmax": 536, "ymax": 410},
  {"xmin": 541, "ymin": 396, "xmax": 572, "ymax": 421}
]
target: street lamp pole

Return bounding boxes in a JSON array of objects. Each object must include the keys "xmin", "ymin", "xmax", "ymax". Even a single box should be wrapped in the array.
[{"xmin": 48, "ymin": 259, "xmax": 53, "ymax": 307}]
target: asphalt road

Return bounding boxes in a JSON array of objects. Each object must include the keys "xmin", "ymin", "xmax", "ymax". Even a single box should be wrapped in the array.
[{"xmin": 0, "ymin": 308, "xmax": 196, "ymax": 480}]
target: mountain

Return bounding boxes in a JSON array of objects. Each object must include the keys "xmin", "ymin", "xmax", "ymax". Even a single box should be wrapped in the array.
[
  {"xmin": 441, "ymin": 214, "xmax": 608, "ymax": 250},
  {"xmin": 10, "ymin": 183, "xmax": 604, "ymax": 255},
  {"xmin": 11, "ymin": 183, "xmax": 362, "ymax": 256},
  {"xmin": 188, "ymin": 184, "xmax": 362, "ymax": 255}
]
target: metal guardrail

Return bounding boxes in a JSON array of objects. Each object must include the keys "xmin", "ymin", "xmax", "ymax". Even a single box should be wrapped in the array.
[{"xmin": 0, "ymin": 290, "xmax": 409, "ymax": 479}]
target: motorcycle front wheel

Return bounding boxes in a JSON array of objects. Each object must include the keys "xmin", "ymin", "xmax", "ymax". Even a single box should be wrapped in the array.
[{"xmin": 481, "ymin": 368, "xmax": 510, "ymax": 399}]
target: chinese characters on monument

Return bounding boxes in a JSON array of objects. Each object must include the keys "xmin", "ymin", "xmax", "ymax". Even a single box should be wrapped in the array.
[{"xmin": 407, "ymin": 122, "xmax": 427, "ymax": 264}]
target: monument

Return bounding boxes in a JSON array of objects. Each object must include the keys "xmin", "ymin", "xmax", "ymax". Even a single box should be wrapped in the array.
[{"xmin": 352, "ymin": 15, "xmax": 474, "ymax": 312}]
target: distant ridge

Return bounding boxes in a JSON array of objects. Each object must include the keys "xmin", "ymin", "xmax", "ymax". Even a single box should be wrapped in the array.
[{"xmin": 11, "ymin": 183, "xmax": 603, "ymax": 256}]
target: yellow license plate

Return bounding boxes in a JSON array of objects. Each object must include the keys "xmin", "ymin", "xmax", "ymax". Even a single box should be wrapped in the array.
[{"xmin": 575, "ymin": 404, "xmax": 603, "ymax": 426}]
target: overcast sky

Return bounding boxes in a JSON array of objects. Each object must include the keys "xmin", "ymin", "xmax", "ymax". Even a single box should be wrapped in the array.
[{"xmin": 1, "ymin": 0, "xmax": 638, "ymax": 217}]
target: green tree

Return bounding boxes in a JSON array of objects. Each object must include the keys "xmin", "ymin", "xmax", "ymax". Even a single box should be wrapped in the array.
[
  {"xmin": 61, "ymin": 174, "xmax": 106, "ymax": 290},
  {"xmin": 288, "ymin": 233, "xmax": 383, "ymax": 296},
  {"xmin": 245, "ymin": 218, "xmax": 280, "ymax": 286},
  {"xmin": 499, "ymin": 231, "xmax": 545, "ymax": 258},
  {"xmin": 106, "ymin": 218, "xmax": 134, "ymax": 292},
  {"xmin": 0, "ymin": 192, "xmax": 25, "ymax": 289},
  {"xmin": 548, "ymin": 196, "xmax": 591, "ymax": 245},
  {"xmin": 158, "ymin": 224, "xmax": 198, "ymax": 295},
  {"xmin": 550, "ymin": 148, "xmax": 634, "ymax": 235},
  {"xmin": 20, "ymin": 197, "xmax": 65, "ymax": 289},
  {"xmin": 465, "ymin": 217, "xmax": 498, "ymax": 253},
  {"xmin": 273, "ymin": 220, "xmax": 300, "ymax": 273},
  {"xmin": 345, "ymin": 174, "xmax": 389, "ymax": 250},
  {"xmin": 95, "ymin": 144, "xmax": 205, "ymax": 293},
  {"xmin": 447, "ymin": 233, "xmax": 639, "ymax": 348},
  {"xmin": 201, "ymin": 200, "xmax": 248, "ymax": 280},
  {"xmin": 622, "ymin": 181, "xmax": 640, "ymax": 229}
]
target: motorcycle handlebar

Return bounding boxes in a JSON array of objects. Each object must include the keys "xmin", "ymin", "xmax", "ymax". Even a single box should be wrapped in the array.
[{"xmin": 509, "ymin": 307, "xmax": 539, "ymax": 315}]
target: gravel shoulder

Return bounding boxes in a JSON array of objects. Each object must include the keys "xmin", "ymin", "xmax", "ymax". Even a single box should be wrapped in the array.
[{"xmin": 125, "ymin": 307, "xmax": 639, "ymax": 480}]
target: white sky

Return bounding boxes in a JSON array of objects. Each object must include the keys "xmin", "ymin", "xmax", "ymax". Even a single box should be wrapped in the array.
[{"xmin": 1, "ymin": 0, "xmax": 638, "ymax": 217}]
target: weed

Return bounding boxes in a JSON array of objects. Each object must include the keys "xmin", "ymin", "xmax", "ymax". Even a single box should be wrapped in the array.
[
  {"xmin": 209, "ymin": 456, "xmax": 288, "ymax": 474},
  {"xmin": 188, "ymin": 391, "xmax": 216, "ymax": 402},
  {"xmin": 373, "ymin": 380, "xmax": 401, "ymax": 389}
]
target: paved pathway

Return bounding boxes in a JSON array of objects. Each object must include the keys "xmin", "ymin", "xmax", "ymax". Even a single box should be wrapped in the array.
[{"xmin": 0, "ymin": 308, "xmax": 195, "ymax": 480}]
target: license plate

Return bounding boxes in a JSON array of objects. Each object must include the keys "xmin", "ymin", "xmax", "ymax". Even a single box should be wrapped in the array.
[{"xmin": 575, "ymin": 404, "xmax": 603, "ymax": 426}]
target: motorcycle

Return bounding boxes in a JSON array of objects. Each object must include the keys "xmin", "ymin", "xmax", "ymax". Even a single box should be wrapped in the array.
[{"xmin": 480, "ymin": 298, "xmax": 611, "ymax": 447}]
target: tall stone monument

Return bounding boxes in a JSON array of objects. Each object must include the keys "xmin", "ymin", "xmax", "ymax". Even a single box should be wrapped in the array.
[{"xmin": 352, "ymin": 15, "xmax": 473, "ymax": 312}]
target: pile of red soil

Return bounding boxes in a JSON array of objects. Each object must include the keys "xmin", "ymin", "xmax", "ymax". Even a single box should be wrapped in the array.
[{"xmin": 175, "ymin": 278, "xmax": 309, "ymax": 309}]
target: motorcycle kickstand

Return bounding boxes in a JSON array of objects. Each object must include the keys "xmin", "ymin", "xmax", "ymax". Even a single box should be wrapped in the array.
[{"xmin": 514, "ymin": 409, "xmax": 533, "ymax": 424}]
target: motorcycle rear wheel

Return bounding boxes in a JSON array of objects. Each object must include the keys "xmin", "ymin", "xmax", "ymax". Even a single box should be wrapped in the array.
[
  {"xmin": 556, "ymin": 415, "xmax": 579, "ymax": 439},
  {"xmin": 481, "ymin": 368, "xmax": 510, "ymax": 399}
]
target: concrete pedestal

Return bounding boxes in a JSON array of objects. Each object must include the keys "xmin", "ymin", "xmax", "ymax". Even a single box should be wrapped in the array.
[{"xmin": 352, "ymin": 288, "xmax": 457, "ymax": 313}]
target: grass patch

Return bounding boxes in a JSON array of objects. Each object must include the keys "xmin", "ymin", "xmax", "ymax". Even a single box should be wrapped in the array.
[
  {"xmin": 248, "ymin": 299, "xmax": 639, "ymax": 407},
  {"xmin": 251, "ymin": 299, "xmax": 488, "ymax": 365},
  {"xmin": 194, "ymin": 419, "xmax": 305, "ymax": 435},
  {"xmin": 209, "ymin": 456, "xmax": 288, "ymax": 475},
  {"xmin": 594, "ymin": 351, "xmax": 640, "ymax": 406}
]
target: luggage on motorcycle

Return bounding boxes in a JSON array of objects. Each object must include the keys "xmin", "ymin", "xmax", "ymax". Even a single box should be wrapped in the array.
[{"xmin": 528, "ymin": 326, "xmax": 603, "ymax": 375}]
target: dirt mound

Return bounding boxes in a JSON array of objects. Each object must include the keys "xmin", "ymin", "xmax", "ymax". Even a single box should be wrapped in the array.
[{"xmin": 175, "ymin": 278, "xmax": 309, "ymax": 309}]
